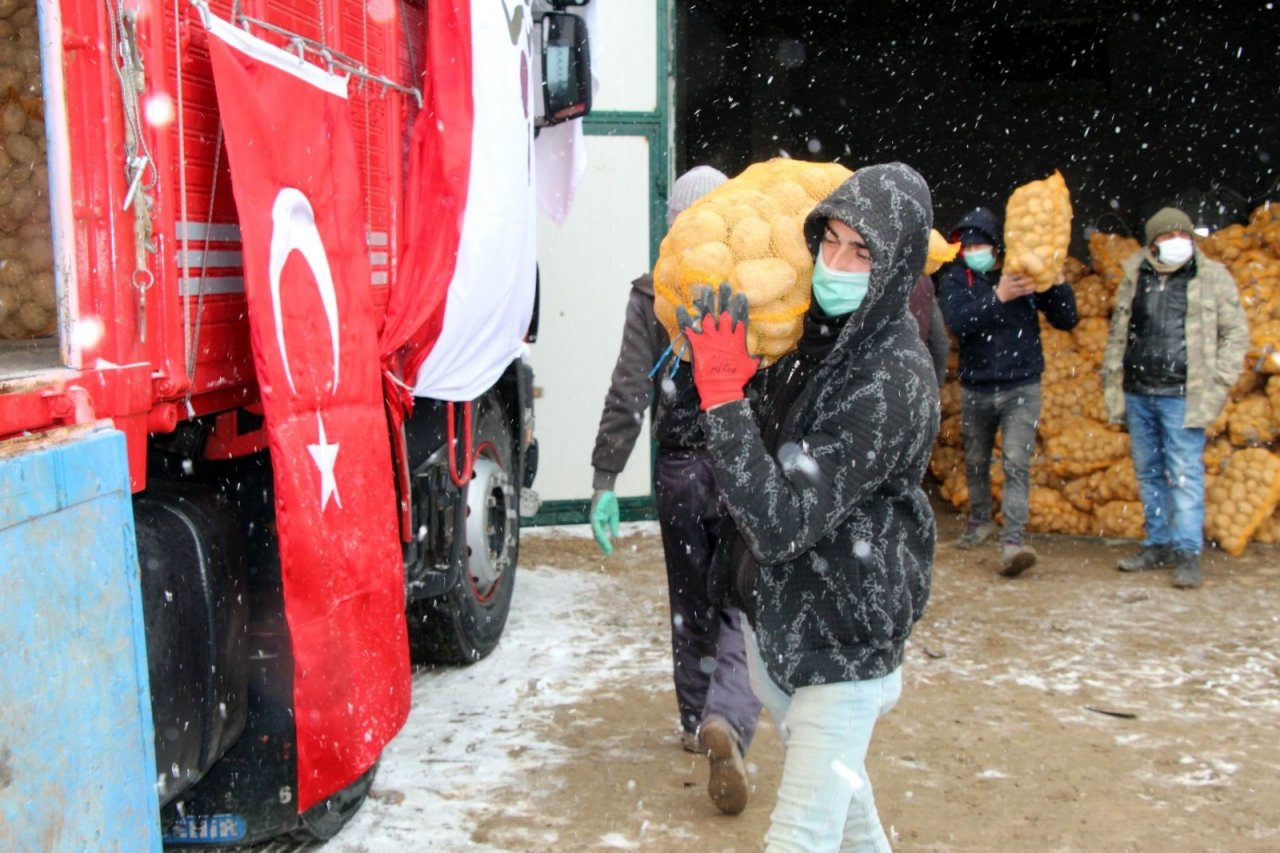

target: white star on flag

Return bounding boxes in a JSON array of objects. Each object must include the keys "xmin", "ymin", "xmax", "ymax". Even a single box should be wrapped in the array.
[{"xmin": 307, "ymin": 411, "xmax": 342, "ymax": 511}]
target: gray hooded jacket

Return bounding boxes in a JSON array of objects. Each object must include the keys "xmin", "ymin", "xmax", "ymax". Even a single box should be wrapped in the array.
[{"xmin": 703, "ymin": 163, "xmax": 940, "ymax": 692}]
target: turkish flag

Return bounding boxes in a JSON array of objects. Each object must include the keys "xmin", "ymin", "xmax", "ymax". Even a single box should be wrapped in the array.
[{"xmin": 203, "ymin": 12, "xmax": 410, "ymax": 812}]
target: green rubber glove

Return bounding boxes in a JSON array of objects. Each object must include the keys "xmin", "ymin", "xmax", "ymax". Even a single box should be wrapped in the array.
[{"xmin": 590, "ymin": 489, "xmax": 620, "ymax": 556}]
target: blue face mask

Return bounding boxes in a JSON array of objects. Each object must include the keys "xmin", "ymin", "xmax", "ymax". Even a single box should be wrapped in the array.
[
  {"xmin": 963, "ymin": 247, "xmax": 996, "ymax": 274},
  {"xmin": 811, "ymin": 250, "xmax": 870, "ymax": 316}
]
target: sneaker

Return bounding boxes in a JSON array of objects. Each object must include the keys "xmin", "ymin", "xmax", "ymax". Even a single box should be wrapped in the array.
[
  {"xmin": 700, "ymin": 715, "xmax": 748, "ymax": 816},
  {"xmin": 998, "ymin": 540, "xmax": 1037, "ymax": 577},
  {"xmin": 1172, "ymin": 550, "xmax": 1203, "ymax": 589},
  {"xmin": 956, "ymin": 519, "xmax": 998, "ymax": 550},
  {"xmin": 680, "ymin": 729, "xmax": 701, "ymax": 754},
  {"xmin": 1117, "ymin": 545, "xmax": 1174, "ymax": 572}
]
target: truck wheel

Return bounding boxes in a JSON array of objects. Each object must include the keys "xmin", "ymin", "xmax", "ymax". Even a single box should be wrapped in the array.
[{"xmin": 410, "ymin": 394, "xmax": 519, "ymax": 664}]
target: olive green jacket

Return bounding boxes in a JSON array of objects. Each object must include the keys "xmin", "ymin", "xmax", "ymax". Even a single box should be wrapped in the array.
[{"xmin": 1102, "ymin": 248, "xmax": 1249, "ymax": 429}]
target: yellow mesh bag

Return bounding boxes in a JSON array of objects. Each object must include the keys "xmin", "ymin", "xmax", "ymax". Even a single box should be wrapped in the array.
[
  {"xmin": 1043, "ymin": 415, "xmax": 1129, "ymax": 478},
  {"xmin": 924, "ymin": 229, "xmax": 960, "ymax": 276},
  {"xmin": 1088, "ymin": 232, "xmax": 1141, "ymax": 293},
  {"xmin": 1094, "ymin": 456, "xmax": 1140, "ymax": 504},
  {"xmin": 1227, "ymin": 393, "xmax": 1278, "ymax": 447},
  {"xmin": 1027, "ymin": 486, "xmax": 1093, "ymax": 535},
  {"xmin": 1203, "ymin": 435, "xmax": 1234, "ymax": 478},
  {"xmin": 1062, "ymin": 471, "xmax": 1102, "ymax": 513},
  {"xmin": 1071, "ymin": 318, "xmax": 1110, "ymax": 366},
  {"xmin": 937, "ymin": 412, "xmax": 964, "ymax": 449},
  {"xmin": 939, "ymin": 380, "xmax": 962, "ymax": 419},
  {"xmin": 1093, "ymin": 500, "xmax": 1145, "ymax": 539},
  {"xmin": 928, "ymin": 444, "xmax": 963, "ymax": 484},
  {"xmin": 1252, "ymin": 505, "xmax": 1280, "ymax": 544},
  {"xmin": 1204, "ymin": 448, "xmax": 1280, "ymax": 555},
  {"xmin": 1003, "ymin": 170, "xmax": 1072, "ymax": 292},
  {"xmin": 1071, "ymin": 274, "xmax": 1115, "ymax": 319},
  {"xmin": 653, "ymin": 158, "xmax": 853, "ymax": 366}
]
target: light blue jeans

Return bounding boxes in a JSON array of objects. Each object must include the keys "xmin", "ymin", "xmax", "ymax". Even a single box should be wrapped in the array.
[
  {"xmin": 1124, "ymin": 393, "xmax": 1207, "ymax": 553},
  {"xmin": 745, "ymin": 625, "xmax": 902, "ymax": 852}
]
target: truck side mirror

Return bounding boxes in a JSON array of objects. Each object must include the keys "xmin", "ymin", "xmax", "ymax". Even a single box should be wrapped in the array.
[{"xmin": 537, "ymin": 11, "xmax": 591, "ymax": 128}]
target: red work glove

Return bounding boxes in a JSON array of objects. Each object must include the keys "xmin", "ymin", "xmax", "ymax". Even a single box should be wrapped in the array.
[{"xmin": 677, "ymin": 282, "xmax": 759, "ymax": 411}]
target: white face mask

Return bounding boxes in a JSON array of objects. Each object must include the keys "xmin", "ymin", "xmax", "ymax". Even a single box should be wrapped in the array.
[{"xmin": 1156, "ymin": 236, "xmax": 1194, "ymax": 266}]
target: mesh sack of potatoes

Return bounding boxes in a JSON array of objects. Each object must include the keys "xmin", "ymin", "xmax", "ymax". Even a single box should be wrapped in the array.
[
  {"xmin": 1071, "ymin": 318, "xmax": 1110, "ymax": 366},
  {"xmin": 1204, "ymin": 448, "xmax": 1280, "ymax": 555},
  {"xmin": 1062, "ymin": 471, "xmax": 1102, "ymax": 513},
  {"xmin": 1203, "ymin": 435, "xmax": 1234, "ymax": 478},
  {"xmin": 924, "ymin": 229, "xmax": 960, "ymax": 276},
  {"xmin": 938, "ymin": 463, "xmax": 969, "ymax": 510},
  {"xmin": 1246, "ymin": 318, "xmax": 1280, "ymax": 374},
  {"xmin": 1093, "ymin": 500, "xmax": 1145, "ymax": 539},
  {"xmin": 1071, "ymin": 273, "xmax": 1115, "ymax": 319},
  {"xmin": 1088, "ymin": 232, "xmax": 1141, "ymax": 293},
  {"xmin": 939, "ymin": 380, "xmax": 962, "ymax": 419},
  {"xmin": 1250, "ymin": 203, "xmax": 1280, "ymax": 255},
  {"xmin": 1227, "ymin": 393, "xmax": 1278, "ymax": 447},
  {"xmin": 0, "ymin": 0, "xmax": 55, "ymax": 341},
  {"xmin": 1199, "ymin": 223, "xmax": 1255, "ymax": 264},
  {"xmin": 1093, "ymin": 456, "xmax": 1140, "ymax": 503},
  {"xmin": 1027, "ymin": 486, "xmax": 1094, "ymax": 536},
  {"xmin": 1040, "ymin": 375, "xmax": 1108, "ymax": 438},
  {"xmin": 1230, "ymin": 370, "xmax": 1263, "ymax": 401},
  {"xmin": 1041, "ymin": 348, "xmax": 1091, "ymax": 386},
  {"xmin": 929, "ymin": 443, "xmax": 963, "ymax": 484},
  {"xmin": 1039, "ymin": 324, "xmax": 1076, "ymax": 357},
  {"xmin": 1003, "ymin": 170, "xmax": 1072, "ymax": 292},
  {"xmin": 653, "ymin": 158, "xmax": 853, "ymax": 366},
  {"xmin": 1043, "ymin": 415, "xmax": 1130, "ymax": 478},
  {"xmin": 937, "ymin": 412, "xmax": 964, "ymax": 448},
  {"xmin": 1251, "ymin": 505, "xmax": 1280, "ymax": 544},
  {"xmin": 1061, "ymin": 256, "xmax": 1089, "ymax": 285},
  {"xmin": 1267, "ymin": 375, "xmax": 1280, "ymax": 418}
]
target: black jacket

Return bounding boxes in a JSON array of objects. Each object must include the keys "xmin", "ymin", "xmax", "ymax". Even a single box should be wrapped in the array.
[
  {"xmin": 937, "ymin": 206, "xmax": 1078, "ymax": 391},
  {"xmin": 1123, "ymin": 257, "xmax": 1193, "ymax": 395},
  {"xmin": 703, "ymin": 163, "xmax": 940, "ymax": 692}
]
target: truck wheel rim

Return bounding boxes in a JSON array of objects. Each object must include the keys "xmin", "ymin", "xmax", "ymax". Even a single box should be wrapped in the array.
[{"xmin": 464, "ymin": 446, "xmax": 511, "ymax": 600}]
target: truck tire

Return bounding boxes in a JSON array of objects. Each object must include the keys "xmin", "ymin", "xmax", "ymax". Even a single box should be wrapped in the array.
[{"xmin": 410, "ymin": 393, "xmax": 519, "ymax": 664}]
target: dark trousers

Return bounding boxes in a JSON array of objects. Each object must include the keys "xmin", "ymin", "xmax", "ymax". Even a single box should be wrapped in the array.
[
  {"xmin": 655, "ymin": 449, "xmax": 761, "ymax": 750},
  {"xmin": 961, "ymin": 382, "xmax": 1041, "ymax": 543}
]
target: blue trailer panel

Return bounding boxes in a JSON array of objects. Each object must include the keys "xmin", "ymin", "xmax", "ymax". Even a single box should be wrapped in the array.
[{"xmin": 0, "ymin": 426, "xmax": 161, "ymax": 852}]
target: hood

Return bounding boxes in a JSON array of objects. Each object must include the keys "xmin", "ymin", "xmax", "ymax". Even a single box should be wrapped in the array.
[
  {"xmin": 802, "ymin": 162, "xmax": 933, "ymax": 355},
  {"xmin": 631, "ymin": 272, "xmax": 654, "ymax": 297},
  {"xmin": 950, "ymin": 206, "xmax": 1002, "ymax": 249}
]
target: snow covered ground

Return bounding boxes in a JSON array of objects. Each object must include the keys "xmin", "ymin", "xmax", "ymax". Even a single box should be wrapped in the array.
[{"xmin": 332, "ymin": 523, "xmax": 666, "ymax": 851}]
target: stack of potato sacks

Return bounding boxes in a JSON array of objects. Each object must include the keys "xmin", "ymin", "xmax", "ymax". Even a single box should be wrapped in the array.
[
  {"xmin": 0, "ymin": 0, "xmax": 54, "ymax": 341},
  {"xmin": 931, "ymin": 196, "xmax": 1280, "ymax": 556}
]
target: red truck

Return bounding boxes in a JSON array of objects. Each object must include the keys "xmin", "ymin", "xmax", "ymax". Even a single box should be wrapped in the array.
[{"xmin": 0, "ymin": 0, "xmax": 590, "ymax": 845}]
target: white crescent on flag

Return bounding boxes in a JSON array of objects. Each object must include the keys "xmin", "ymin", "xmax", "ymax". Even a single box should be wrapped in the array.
[{"xmin": 269, "ymin": 188, "xmax": 342, "ymax": 395}]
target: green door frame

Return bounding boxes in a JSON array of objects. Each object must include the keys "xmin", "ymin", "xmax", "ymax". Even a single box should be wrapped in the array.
[{"xmin": 528, "ymin": 0, "xmax": 672, "ymax": 528}]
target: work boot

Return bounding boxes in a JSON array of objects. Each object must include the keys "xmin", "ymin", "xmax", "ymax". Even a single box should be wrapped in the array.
[
  {"xmin": 1172, "ymin": 550, "xmax": 1203, "ymax": 589},
  {"xmin": 680, "ymin": 729, "xmax": 701, "ymax": 754},
  {"xmin": 700, "ymin": 715, "xmax": 748, "ymax": 815},
  {"xmin": 956, "ymin": 519, "xmax": 997, "ymax": 550},
  {"xmin": 1117, "ymin": 545, "xmax": 1174, "ymax": 572},
  {"xmin": 998, "ymin": 540, "xmax": 1037, "ymax": 578}
]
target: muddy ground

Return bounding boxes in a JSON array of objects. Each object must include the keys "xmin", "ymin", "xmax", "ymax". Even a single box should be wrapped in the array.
[{"xmin": 330, "ymin": 494, "xmax": 1280, "ymax": 853}]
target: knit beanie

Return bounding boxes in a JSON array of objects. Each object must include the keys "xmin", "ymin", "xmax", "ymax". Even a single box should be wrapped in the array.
[
  {"xmin": 666, "ymin": 166, "xmax": 728, "ymax": 226},
  {"xmin": 1144, "ymin": 207, "xmax": 1194, "ymax": 245}
]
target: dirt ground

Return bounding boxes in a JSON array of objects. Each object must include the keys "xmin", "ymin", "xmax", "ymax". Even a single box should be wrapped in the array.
[{"xmin": 461, "ymin": 495, "xmax": 1280, "ymax": 852}]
